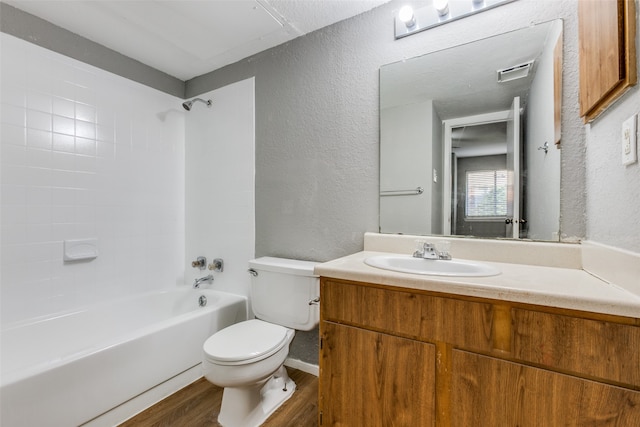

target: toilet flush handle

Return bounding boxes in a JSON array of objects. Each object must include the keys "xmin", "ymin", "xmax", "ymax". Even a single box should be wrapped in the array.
[
  {"xmin": 308, "ymin": 297, "xmax": 320, "ymax": 305},
  {"xmin": 247, "ymin": 268, "xmax": 258, "ymax": 277}
]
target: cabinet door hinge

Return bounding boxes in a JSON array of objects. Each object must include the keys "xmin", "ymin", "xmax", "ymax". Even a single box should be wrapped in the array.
[
  {"xmin": 320, "ymin": 337, "xmax": 323, "ymax": 350},
  {"xmin": 319, "ymin": 411, "xmax": 323, "ymax": 425}
]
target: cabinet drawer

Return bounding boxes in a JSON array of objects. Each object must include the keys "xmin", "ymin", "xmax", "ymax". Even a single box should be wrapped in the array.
[
  {"xmin": 321, "ymin": 279, "xmax": 495, "ymax": 352},
  {"xmin": 451, "ymin": 350, "xmax": 640, "ymax": 426},
  {"xmin": 512, "ymin": 308, "xmax": 640, "ymax": 387}
]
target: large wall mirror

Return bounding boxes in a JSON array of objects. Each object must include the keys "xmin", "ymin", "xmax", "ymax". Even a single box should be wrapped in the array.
[{"xmin": 380, "ymin": 20, "xmax": 563, "ymax": 241}]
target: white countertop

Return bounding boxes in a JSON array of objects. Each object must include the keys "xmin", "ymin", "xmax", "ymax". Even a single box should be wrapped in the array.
[{"xmin": 315, "ymin": 250, "xmax": 640, "ymax": 318}]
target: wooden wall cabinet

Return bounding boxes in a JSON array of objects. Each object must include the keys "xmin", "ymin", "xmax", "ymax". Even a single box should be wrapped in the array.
[
  {"xmin": 319, "ymin": 278, "xmax": 640, "ymax": 426},
  {"xmin": 578, "ymin": 0, "xmax": 637, "ymax": 123}
]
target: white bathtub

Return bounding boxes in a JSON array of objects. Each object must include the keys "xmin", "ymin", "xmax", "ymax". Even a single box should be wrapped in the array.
[{"xmin": 0, "ymin": 288, "xmax": 247, "ymax": 427}]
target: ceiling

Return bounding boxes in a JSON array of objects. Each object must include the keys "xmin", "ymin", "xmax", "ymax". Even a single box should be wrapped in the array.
[
  {"xmin": 380, "ymin": 19, "xmax": 557, "ymax": 119},
  {"xmin": 4, "ymin": 0, "xmax": 390, "ymax": 81}
]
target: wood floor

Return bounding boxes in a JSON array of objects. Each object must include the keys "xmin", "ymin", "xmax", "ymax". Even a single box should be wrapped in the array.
[{"xmin": 119, "ymin": 368, "xmax": 318, "ymax": 427}]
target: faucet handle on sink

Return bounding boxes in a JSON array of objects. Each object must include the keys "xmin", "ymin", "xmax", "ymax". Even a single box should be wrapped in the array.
[{"xmin": 436, "ymin": 241, "xmax": 452, "ymax": 260}]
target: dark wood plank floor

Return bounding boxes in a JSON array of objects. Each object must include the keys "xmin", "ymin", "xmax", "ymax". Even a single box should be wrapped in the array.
[{"xmin": 119, "ymin": 368, "xmax": 318, "ymax": 427}]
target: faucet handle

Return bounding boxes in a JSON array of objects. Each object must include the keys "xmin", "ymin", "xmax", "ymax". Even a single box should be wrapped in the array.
[
  {"xmin": 436, "ymin": 241, "xmax": 452, "ymax": 260},
  {"xmin": 191, "ymin": 256, "xmax": 207, "ymax": 270},
  {"xmin": 208, "ymin": 258, "xmax": 224, "ymax": 272}
]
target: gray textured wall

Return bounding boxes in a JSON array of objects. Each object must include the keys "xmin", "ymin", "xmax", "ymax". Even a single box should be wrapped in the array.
[
  {"xmin": 585, "ymin": 87, "xmax": 640, "ymax": 253},
  {"xmin": 186, "ymin": 0, "xmax": 587, "ymax": 262}
]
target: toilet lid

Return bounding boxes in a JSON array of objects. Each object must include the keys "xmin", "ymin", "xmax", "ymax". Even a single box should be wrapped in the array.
[{"xmin": 204, "ymin": 319, "xmax": 289, "ymax": 363}]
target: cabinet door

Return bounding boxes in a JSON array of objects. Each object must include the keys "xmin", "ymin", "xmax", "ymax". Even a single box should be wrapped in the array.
[
  {"xmin": 320, "ymin": 322, "xmax": 436, "ymax": 426},
  {"xmin": 451, "ymin": 350, "xmax": 640, "ymax": 426},
  {"xmin": 578, "ymin": 0, "xmax": 637, "ymax": 122}
]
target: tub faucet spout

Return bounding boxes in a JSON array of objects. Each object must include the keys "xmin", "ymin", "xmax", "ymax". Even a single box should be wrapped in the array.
[{"xmin": 193, "ymin": 274, "xmax": 214, "ymax": 288}]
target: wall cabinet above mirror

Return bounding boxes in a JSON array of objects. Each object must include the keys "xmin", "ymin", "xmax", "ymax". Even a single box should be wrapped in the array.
[
  {"xmin": 579, "ymin": 0, "xmax": 636, "ymax": 123},
  {"xmin": 379, "ymin": 20, "xmax": 563, "ymax": 241}
]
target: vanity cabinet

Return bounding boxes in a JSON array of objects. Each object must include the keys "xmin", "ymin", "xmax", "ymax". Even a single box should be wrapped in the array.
[{"xmin": 318, "ymin": 278, "xmax": 640, "ymax": 426}]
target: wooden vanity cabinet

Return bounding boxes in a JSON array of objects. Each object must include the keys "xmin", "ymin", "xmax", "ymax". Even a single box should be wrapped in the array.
[{"xmin": 319, "ymin": 278, "xmax": 640, "ymax": 426}]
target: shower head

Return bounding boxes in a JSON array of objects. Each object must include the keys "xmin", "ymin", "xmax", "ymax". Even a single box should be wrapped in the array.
[{"xmin": 182, "ymin": 98, "xmax": 212, "ymax": 111}]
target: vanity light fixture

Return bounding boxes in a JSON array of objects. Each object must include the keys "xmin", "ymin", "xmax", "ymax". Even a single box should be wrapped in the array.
[{"xmin": 395, "ymin": 0, "xmax": 516, "ymax": 39}]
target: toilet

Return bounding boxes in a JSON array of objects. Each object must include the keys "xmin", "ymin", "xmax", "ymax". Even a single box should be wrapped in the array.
[{"xmin": 202, "ymin": 257, "xmax": 319, "ymax": 427}]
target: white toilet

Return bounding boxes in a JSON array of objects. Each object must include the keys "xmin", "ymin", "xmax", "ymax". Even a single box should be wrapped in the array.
[{"xmin": 202, "ymin": 257, "xmax": 319, "ymax": 427}]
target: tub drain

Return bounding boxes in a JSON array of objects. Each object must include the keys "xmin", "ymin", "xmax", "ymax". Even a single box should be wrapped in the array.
[{"xmin": 198, "ymin": 295, "xmax": 207, "ymax": 307}]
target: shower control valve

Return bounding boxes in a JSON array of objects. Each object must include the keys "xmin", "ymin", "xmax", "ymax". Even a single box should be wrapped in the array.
[
  {"xmin": 191, "ymin": 256, "xmax": 207, "ymax": 270},
  {"xmin": 208, "ymin": 258, "xmax": 224, "ymax": 272}
]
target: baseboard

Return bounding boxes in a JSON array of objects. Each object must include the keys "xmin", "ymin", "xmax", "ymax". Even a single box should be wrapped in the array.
[{"xmin": 285, "ymin": 358, "xmax": 319, "ymax": 377}]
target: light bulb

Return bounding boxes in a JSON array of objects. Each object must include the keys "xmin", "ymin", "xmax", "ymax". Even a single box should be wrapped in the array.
[
  {"xmin": 433, "ymin": 0, "xmax": 449, "ymax": 16},
  {"xmin": 399, "ymin": 5, "xmax": 416, "ymax": 28}
]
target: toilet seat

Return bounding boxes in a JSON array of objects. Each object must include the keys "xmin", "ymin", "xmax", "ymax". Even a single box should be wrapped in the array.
[{"xmin": 204, "ymin": 319, "xmax": 290, "ymax": 365}]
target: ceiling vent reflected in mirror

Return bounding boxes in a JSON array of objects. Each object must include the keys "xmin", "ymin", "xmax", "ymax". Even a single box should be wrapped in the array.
[{"xmin": 497, "ymin": 61, "xmax": 534, "ymax": 83}]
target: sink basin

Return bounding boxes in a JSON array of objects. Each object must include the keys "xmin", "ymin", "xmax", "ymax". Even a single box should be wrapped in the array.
[{"xmin": 364, "ymin": 255, "xmax": 501, "ymax": 277}]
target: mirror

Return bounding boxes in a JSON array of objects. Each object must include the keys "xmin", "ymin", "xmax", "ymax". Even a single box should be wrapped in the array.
[{"xmin": 380, "ymin": 20, "xmax": 563, "ymax": 241}]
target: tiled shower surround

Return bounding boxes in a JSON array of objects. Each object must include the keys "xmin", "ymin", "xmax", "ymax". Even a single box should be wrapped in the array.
[{"xmin": 1, "ymin": 33, "xmax": 186, "ymax": 324}]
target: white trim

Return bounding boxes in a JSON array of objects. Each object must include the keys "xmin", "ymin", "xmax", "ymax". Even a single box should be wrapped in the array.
[
  {"xmin": 285, "ymin": 358, "xmax": 319, "ymax": 377},
  {"xmin": 443, "ymin": 110, "xmax": 511, "ymax": 235}
]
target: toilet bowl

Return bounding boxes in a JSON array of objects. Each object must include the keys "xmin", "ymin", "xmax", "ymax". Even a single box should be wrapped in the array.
[
  {"xmin": 203, "ymin": 320, "xmax": 296, "ymax": 426},
  {"xmin": 202, "ymin": 257, "xmax": 319, "ymax": 427}
]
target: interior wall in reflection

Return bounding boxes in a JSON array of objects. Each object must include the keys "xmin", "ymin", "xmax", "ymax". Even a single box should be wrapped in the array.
[
  {"xmin": 525, "ymin": 24, "xmax": 562, "ymax": 241},
  {"xmin": 380, "ymin": 100, "xmax": 443, "ymax": 235}
]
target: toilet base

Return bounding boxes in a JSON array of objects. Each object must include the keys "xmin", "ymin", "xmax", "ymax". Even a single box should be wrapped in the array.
[{"xmin": 218, "ymin": 366, "xmax": 296, "ymax": 427}]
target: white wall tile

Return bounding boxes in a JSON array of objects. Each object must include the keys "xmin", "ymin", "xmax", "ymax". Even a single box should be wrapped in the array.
[
  {"xmin": 74, "ymin": 137, "xmax": 96, "ymax": 156},
  {"xmin": 52, "ymin": 133, "xmax": 75, "ymax": 153},
  {"xmin": 1, "ymin": 123, "xmax": 26, "ymax": 147},
  {"xmin": 27, "ymin": 90, "xmax": 52, "ymax": 114},
  {"xmin": 1, "ymin": 33, "xmax": 185, "ymax": 324},
  {"xmin": 53, "ymin": 115, "xmax": 75, "ymax": 135},
  {"xmin": 26, "ymin": 147, "xmax": 52, "ymax": 169},
  {"xmin": 27, "ymin": 110, "xmax": 52, "ymax": 132},
  {"xmin": 76, "ymin": 120, "xmax": 96, "ymax": 139},
  {"xmin": 75, "ymin": 103, "xmax": 96, "ymax": 123},
  {"xmin": 1, "ymin": 84, "xmax": 26, "ymax": 108},
  {"xmin": 1, "ymin": 144, "xmax": 27, "ymax": 166},
  {"xmin": 53, "ymin": 96, "xmax": 75, "ymax": 118},
  {"xmin": 26, "ymin": 128, "xmax": 52, "ymax": 150},
  {"xmin": 1, "ymin": 104, "xmax": 26, "ymax": 127}
]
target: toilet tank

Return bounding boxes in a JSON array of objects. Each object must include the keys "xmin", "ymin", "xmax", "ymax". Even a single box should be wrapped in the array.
[{"xmin": 248, "ymin": 257, "xmax": 320, "ymax": 331}]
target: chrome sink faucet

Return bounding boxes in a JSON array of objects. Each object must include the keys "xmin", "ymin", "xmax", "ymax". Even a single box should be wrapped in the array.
[
  {"xmin": 413, "ymin": 241, "xmax": 452, "ymax": 260},
  {"xmin": 193, "ymin": 274, "xmax": 214, "ymax": 288}
]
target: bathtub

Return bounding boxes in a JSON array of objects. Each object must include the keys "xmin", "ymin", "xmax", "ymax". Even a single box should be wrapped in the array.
[{"xmin": 0, "ymin": 288, "xmax": 247, "ymax": 427}]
